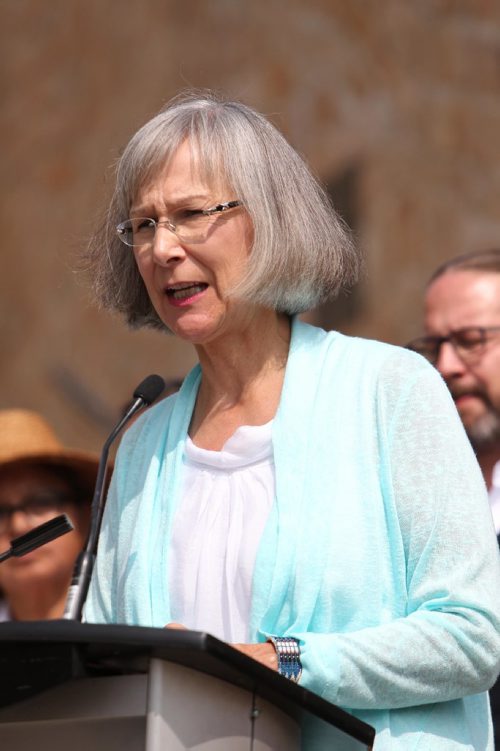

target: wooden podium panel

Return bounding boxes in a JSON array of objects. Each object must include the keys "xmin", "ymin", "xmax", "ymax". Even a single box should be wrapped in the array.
[{"xmin": 0, "ymin": 621, "xmax": 375, "ymax": 750}]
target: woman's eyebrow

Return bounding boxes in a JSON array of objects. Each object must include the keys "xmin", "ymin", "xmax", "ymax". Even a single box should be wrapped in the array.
[{"xmin": 130, "ymin": 192, "xmax": 213, "ymax": 215}]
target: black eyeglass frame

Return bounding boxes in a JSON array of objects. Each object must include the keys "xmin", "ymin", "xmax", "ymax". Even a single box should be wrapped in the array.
[
  {"xmin": 406, "ymin": 325, "xmax": 500, "ymax": 365},
  {"xmin": 0, "ymin": 491, "xmax": 76, "ymax": 534},
  {"xmin": 116, "ymin": 200, "xmax": 242, "ymax": 247}
]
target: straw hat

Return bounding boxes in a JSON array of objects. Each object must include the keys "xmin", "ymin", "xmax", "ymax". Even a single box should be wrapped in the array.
[{"xmin": 0, "ymin": 409, "xmax": 100, "ymax": 498}]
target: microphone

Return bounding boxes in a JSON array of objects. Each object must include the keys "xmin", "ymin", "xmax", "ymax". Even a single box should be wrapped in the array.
[
  {"xmin": 63, "ymin": 374, "xmax": 165, "ymax": 620},
  {"xmin": 0, "ymin": 514, "xmax": 74, "ymax": 564}
]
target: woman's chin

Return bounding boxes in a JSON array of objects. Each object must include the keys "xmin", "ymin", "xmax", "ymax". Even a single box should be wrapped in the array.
[
  {"xmin": 0, "ymin": 566, "xmax": 47, "ymax": 593},
  {"xmin": 168, "ymin": 315, "xmax": 226, "ymax": 346}
]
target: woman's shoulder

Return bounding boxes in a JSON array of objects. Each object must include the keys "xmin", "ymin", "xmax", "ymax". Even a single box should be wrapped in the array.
[
  {"xmin": 293, "ymin": 320, "xmax": 451, "ymax": 414},
  {"xmin": 295, "ymin": 318, "xmax": 433, "ymax": 374},
  {"xmin": 121, "ymin": 391, "xmax": 177, "ymax": 451},
  {"xmin": 115, "ymin": 365, "xmax": 201, "ymax": 464},
  {"xmin": 109, "ymin": 392, "xmax": 180, "ymax": 491}
]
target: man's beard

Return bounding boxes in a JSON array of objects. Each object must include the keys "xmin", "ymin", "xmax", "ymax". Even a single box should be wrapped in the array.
[{"xmin": 466, "ymin": 410, "xmax": 500, "ymax": 452}]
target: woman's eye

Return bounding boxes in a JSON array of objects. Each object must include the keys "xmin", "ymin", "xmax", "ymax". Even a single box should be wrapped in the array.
[
  {"xmin": 136, "ymin": 219, "xmax": 155, "ymax": 232},
  {"xmin": 176, "ymin": 209, "xmax": 204, "ymax": 220}
]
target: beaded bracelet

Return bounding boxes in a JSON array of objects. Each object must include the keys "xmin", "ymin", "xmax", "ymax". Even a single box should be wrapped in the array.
[{"xmin": 267, "ymin": 636, "xmax": 302, "ymax": 683}]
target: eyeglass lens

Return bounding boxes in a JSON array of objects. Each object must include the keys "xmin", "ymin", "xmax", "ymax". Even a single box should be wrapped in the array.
[
  {"xmin": 408, "ymin": 328, "xmax": 494, "ymax": 363},
  {"xmin": 120, "ymin": 215, "xmax": 205, "ymax": 246},
  {"xmin": 0, "ymin": 492, "xmax": 73, "ymax": 532},
  {"xmin": 117, "ymin": 201, "xmax": 241, "ymax": 247}
]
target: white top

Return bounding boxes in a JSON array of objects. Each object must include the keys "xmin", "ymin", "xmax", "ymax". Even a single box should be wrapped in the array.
[
  {"xmin": 168, "ymin": 421, "xmax": 275, "ymax": 642},
  {"xmin": 489, "ymin": 460, "xmax": 500, "ymax": 535}
]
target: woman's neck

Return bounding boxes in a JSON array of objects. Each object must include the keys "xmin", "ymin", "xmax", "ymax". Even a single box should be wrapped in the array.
[{"xmin": 190, "ymin": 312, "xmax": 291, "ymax": 449}]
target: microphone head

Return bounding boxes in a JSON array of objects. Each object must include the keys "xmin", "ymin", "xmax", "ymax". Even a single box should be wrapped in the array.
[
  {"xmin": 133, "ymin": 374, "xmax": 166, "ymax": 405},
  {"xmin": 10, "ymin": 514, "xmax": 74, "ymax": 558}
]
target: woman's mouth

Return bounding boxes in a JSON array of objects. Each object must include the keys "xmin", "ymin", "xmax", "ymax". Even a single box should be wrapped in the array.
[{"xmin": 165, "ymin": 282, "xmax": 208, "ymax": 306}]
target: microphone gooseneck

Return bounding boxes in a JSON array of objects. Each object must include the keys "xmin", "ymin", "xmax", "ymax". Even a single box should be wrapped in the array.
[{"xmin": 63, "ymin": 374, "xmax": 165, "ymax": 621}]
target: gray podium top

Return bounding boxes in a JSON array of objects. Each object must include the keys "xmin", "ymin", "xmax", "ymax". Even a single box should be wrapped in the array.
[{"xmin": 0, "ymin": 620, "xmax": 375, "ymax": 749}]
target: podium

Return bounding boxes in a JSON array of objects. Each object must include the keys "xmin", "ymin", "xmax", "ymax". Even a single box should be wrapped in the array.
[{"xmin": 0, "ymin": 621, "xmax": 375, "ymax": 750}]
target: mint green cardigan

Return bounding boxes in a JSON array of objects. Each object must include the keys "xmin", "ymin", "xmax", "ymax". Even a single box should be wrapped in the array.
[{"xmin": 85, "ymin": 319, "xmax": 500, "ymax": 750}]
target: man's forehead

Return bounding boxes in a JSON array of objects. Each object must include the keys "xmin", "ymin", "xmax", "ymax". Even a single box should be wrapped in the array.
[{"xmin": 423, "ymin": 272, "xmax": 500, "ymax": 335}]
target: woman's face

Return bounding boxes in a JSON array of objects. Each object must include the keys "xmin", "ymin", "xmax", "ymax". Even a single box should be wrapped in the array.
[
  {"xmin": 130, "ymin": 140, "xmax": 255, "ymax": 347},
  {"xmin": 0, "ymin": 464, "xmax": 89, "ymax": 597}
]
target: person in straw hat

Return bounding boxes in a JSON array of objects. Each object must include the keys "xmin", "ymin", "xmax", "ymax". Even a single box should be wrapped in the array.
[{"xmin": 0, "ymin": 409, "xmax": 99, "ymax": 621}]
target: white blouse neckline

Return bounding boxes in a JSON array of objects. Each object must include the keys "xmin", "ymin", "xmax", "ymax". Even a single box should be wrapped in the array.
[{"xmin": 185, "ymin": 420, "xmax": 274, "ymax": 470}]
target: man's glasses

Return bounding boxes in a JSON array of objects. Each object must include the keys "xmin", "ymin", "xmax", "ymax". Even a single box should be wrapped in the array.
[
  {"xmin": 406, "ymin": 326, "xmax": 500, "ymax": 365},
  {"xmin": 0, "ymin": 491, "xmax": 75, "ymax": 534},
  {"xmin": 116, "ymin": 200, "xmax": 242, "ymax": 247}
]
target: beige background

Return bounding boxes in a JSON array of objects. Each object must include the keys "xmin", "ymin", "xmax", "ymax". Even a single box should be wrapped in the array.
[{"xmin": 2, "ymin": 0, "xmax": 500, "ymax": 450}]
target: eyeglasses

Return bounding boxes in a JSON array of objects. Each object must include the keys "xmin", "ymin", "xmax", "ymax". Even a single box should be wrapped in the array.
[
  {"xmin": 0, "ymin": 491, "xmax": 75, "ymax": 534},
  {"xmin": 406, "ymin": 326, "xmax": 500, "ymax": 365},
  {"xmin": 116, "ymin": 200, "xmax": 242, "ymax": 247}
]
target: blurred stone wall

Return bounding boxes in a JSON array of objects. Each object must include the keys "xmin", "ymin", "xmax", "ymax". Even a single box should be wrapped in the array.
[{"xmin": 1, "ymin": 0, "xmax": 500, "ymax": 450}]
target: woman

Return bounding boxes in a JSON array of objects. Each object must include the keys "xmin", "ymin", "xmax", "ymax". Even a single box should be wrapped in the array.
[
  {"xmin": 84, "ymin": 91, "xmax": 500, "ymax": 749},
  {"xmin": 0, "ymin": 409, "xmax": 97, "ymax": 620}
]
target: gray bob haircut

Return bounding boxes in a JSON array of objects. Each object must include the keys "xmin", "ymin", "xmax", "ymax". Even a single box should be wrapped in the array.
[
  {"xmin": 86, "ymin": 90, "xmax": 360, "ymax": 329},
  {"xmin": 429, "ymin": 248, "xmax": 500, "ymax": 286}
]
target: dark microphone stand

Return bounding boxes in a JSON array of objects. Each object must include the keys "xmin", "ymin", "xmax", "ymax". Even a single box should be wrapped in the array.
[{"xmin": 63, "ymin": 374, "xmax": 165, "ymax": 621}]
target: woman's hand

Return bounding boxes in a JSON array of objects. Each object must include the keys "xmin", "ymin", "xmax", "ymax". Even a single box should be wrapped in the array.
[
  {"xmin": 164, "ymin": 625, "xmax": 278, "ymax": 672},
  {"xmin": 232, "ymin": 641, "xmax": 278, "ymax": 671}
]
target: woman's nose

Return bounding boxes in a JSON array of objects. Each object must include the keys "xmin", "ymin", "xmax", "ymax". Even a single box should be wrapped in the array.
[
  {"xmin": 6, "ymin": 509, "xmax": 36, "ymax": 536},
  {"xmin": 151, "ymin": 225, "xmax": 186, "ymax": 266}
]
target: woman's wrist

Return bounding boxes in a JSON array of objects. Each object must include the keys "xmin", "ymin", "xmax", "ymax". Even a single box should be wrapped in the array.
[{"xmin": 267, "ymin": 636, "xmax": 302, "ymax": 683}]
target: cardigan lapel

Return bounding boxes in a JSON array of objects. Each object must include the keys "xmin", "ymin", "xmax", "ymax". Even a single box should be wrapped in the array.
[
  {"xmin": 149, "ymin": 366, "xmax": 201, "ymax": 625},
  {"xmin": 250, "ymin": 319, "xmax": 343, "ymax": 638}
]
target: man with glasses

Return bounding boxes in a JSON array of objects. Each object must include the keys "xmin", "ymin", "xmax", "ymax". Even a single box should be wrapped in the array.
[{"xmin": 407, "ymin": 248, "xmax": 500, "ymax": 744}]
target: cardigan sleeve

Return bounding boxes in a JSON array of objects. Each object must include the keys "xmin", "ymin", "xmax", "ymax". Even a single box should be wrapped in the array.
[{"xmin": 294, "ymin": 355, "xmax": 500, "ymax": 710}]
